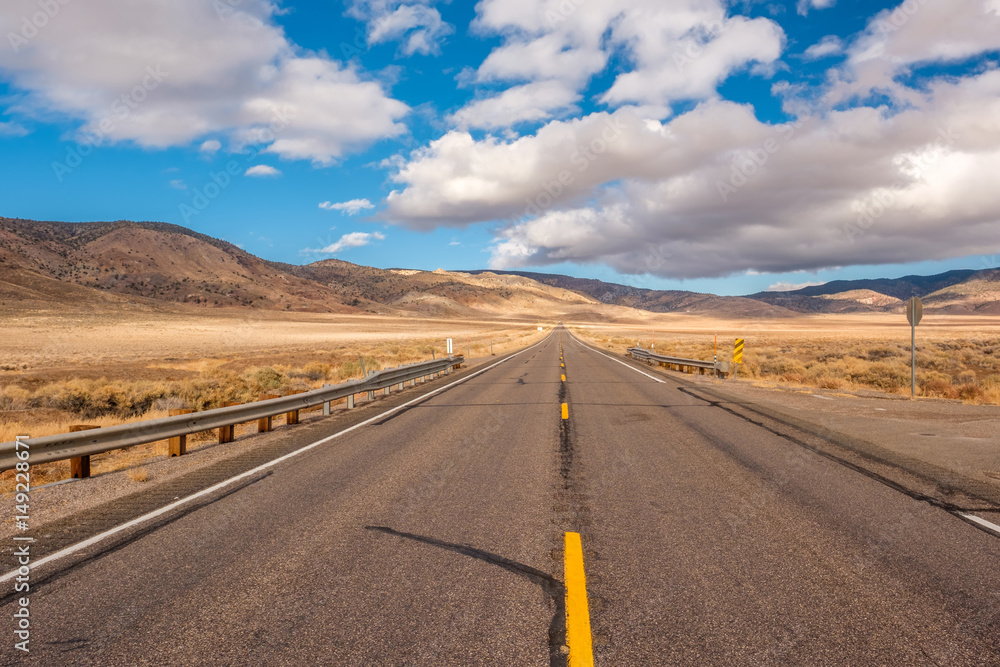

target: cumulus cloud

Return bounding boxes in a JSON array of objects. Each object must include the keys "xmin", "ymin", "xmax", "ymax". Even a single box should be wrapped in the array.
[
  {"xmin": 451, "ymin": 0, "xmax": 784, "ymax": 126},
  {"xmin": 825, "ymin": 0, "xmax": 1000, "ymax": 106},
  {"xmin": 319, "ymin": 198, "xmax": 375, "ymax": 215},
  {"xmin": 448, "ymin": 81, "xmax": 580, "ymax": 130},
  {"xmin": 199, "ymin": 139, "xmax": 221, "ymax": 153},
  {"xmin": 347, "ymin": 1, "xmax": 452, "ymax": 56},
  {"xmin": 245, "ymin": 165, "xmax": 281, "ymax": 177},
  {"xmin": 0, "ymin": 0, "xmax": 408, "ymax": 164},
  {"xmin": 385, "ymin": 62, "xmax": 1000, "ymax": 278},
  {"xmin": 306, "ymin": 231, "xmax": 386, "ymax": 254}
]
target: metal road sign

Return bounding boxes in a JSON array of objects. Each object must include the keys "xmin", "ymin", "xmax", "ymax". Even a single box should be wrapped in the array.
[
  {"xmin": 906, "ymin": 297, "xmax": 922, "ymax": 397},
  {"xmin": 906, "ymin": 296, "xmax": 923, "ymax": 326},
  {"xmin": 734, "ymin": 338, "xmax": 744, "ymax": 364}
]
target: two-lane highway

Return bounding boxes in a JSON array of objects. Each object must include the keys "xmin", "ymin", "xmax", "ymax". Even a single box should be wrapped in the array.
[{"xmin": 4, "ymin": 329, "xmax": 999, "ymax": 665}]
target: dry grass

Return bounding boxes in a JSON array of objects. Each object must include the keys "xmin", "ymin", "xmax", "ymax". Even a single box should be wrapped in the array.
[
  {"xmin": 571, "ymin": 314, "xmax": 1000, "ymax": 405},
  {"xmin": 0, "ymin": 311, "xmax": 547, "ymax": 491}
]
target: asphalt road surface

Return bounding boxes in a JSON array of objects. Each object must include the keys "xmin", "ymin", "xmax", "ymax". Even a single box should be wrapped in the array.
[{"xmin": 4, "ymin": 329, "xmax": 1000, "ymax": 665}]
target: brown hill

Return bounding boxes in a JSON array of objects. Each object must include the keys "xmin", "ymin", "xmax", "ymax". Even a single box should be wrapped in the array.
[
  {"xmin": 0, "ymin": 218, "xmax": 633, "ymax": 321},
  {"xmin": 0, "ymin": 218, "xmax": 356, "ymax": 313}
]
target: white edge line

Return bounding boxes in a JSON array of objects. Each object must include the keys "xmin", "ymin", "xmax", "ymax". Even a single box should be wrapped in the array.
[
  {"xmin": 566, "ymin": 331, "xmax": 665, "ymax": 384},
  {"xmin": 960, "ymin": 513, "xmax": 1000, "ymax": 536},
  {"xmin": 0, "ymin": 334, "xmax": 553, "ymax": 584}
]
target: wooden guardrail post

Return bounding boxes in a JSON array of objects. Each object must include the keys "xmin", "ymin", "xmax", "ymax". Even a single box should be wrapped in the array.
[
  {"xmin": 258, "ymin": 394, "xmax": 279, "ymax": 432},
  {"xmin": 168, "ymin": 409, "xmax": 193, "ymax": 456},
  {"xmin": 218, "ymin": 402, "xmax": 240, "ymax": 443},
  {"xmin": 69, "ymin": 424, "xmax": 99, "ymax": 478},
  {"xmin": 286, "ymin": 392, "xmax": 302, "ymax": 425},
  {"xmin": 347, "ymin": 394, "xmax": 355, "ymax": 409}
]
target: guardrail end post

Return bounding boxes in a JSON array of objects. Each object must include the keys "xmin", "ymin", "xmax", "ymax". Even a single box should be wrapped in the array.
[
  {"xmin": 69, "ymin": 424, "xmax": 99, "ymax": 477},
  {"xmin": 168, "ymin": 409, "xmax": 193, "ymax": 455}
]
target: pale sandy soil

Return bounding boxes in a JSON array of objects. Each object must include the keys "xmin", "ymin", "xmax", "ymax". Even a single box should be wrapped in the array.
[{"xmin": 568, "ymin": 312, "xmax": 1000, "ymax": 404}]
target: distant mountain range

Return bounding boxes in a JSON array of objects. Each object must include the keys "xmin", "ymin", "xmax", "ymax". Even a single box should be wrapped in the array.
[{"xmin": 2, "ymin": 217, "xmax": 998, "ymax": 318}]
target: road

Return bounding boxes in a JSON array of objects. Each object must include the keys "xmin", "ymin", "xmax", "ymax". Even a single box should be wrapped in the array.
[{"xmin": 4, "ymin": 329, "xmax": 1000, "ymax": 665}]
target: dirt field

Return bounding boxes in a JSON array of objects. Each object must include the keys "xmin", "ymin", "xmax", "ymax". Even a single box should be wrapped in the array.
[
  {"xmin": 569, "ymin": 313, "xmax": 1000, "ymax": 404},
  {"xmin": 0, "ymin": 309, "xmax": 549, "ymax": 488}
]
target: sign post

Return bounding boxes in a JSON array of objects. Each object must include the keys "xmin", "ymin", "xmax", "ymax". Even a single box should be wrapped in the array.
[{"xmin": 906, "ymin": 297, "xmax": 922, "ymax": 398}]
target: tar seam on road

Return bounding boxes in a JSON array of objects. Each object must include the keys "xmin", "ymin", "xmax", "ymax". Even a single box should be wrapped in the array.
[
  {"xmin": 0, "ymin": 334, "xmax": 554, "ymax": 586},
  {"xmin": 365, "ymin": 526, "xmax": 569, "ymax": 667},
  {"xmin": 564, "ymin": 532, "xmax": 594, "ymax": 667}
]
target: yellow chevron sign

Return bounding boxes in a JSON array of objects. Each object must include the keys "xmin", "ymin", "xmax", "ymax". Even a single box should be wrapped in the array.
[{"xmin": 734, "ymin": 338, "xmax": 745, "ymax": 364}]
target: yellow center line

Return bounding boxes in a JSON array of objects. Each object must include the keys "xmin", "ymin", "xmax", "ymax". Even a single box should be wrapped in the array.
[
  {"xmin": 564, "ymin": 532, "xmax": 594, "ymax": 667},
  {"xmin": 561, "ymin": 362, "xmax": 565, "ymax": 368},
  {"xmin": 561, "ymin": 374, "xmax": 566, "ymax": 382},
  {"xmin": 561, "ymin": 402, "xmax": 569, "ymax": 419}
]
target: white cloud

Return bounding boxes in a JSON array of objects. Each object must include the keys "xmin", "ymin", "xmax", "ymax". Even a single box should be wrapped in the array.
[
  {"xmin": 448, "ymin": 81, "xmax": 580, "ymax": 130},
  {"xmin": 199, "ymin": 139, "xmax": 221, "ymax": 153},
  {"xmin": 307, "ymin": 231, "xmax": 386, "ymax": 254},
  {"xmin": 0, "ymin": 121, "xmax": 28, "ymax": 137},
  {"xmin": 0, "ymin": 0, "xmax": 408, "ymax": 164},
  {"xmin": 824, "ymin": 0, "xmax": 1000, "ymax": 106},
  {"xmin": 766, "ymin": 281, "xmax": 824, "ymax": 292},
  {"xmin": 803, "ymin": 36, "xmax": 843, "ymax": 61},
  {"xmin": 452, "ymin": 0, "xmax": 785, "ymax": 126},
  {"xmin": 245, "ymin": 165, "xmax": 281, "ymax": 177},
  {"xmin": 385, "ymin": 66, "xmax": 1000, "ymax": 278},
  {"xmin": 319, "ymin": 198, "xmax": 375, "ymax": 215},
  {"xmin": 168, "ymin": 179, "xmax": 187, "ymax": 190},
  {"xmin": 347, "ymin": 1, "xmax": 452, "ymax": 56},
  {"xmin": 796, "ymin": 0, "xmax": 836, "ymax": 16}
]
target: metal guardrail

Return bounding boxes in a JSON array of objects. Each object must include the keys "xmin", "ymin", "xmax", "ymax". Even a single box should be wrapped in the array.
[
  {"xmin": 0, "ymin": 355, "xmax": 464, "ymax": 472},
  {"xmin": 626, "ymin": 347, "xmax": 731, "ymax": 376}
]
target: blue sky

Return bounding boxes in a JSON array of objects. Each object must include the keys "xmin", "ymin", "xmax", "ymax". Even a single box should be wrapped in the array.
[{"xmin": 1, "ymin": 0, "xmax": 999, "ymax": 295}]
